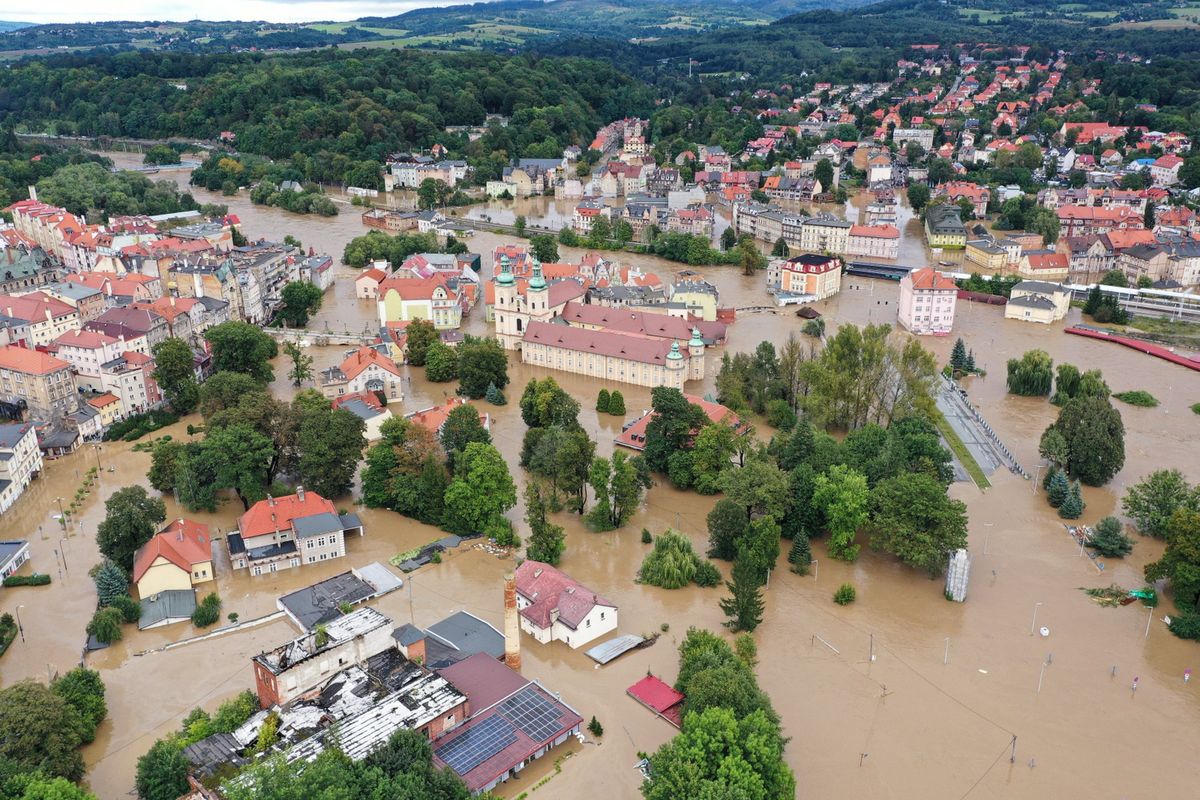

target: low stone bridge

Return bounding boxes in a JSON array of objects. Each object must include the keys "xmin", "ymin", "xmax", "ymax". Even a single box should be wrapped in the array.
[{"xmin": 264, "ymin": 328, "xmax": 378, "ymax": 347}]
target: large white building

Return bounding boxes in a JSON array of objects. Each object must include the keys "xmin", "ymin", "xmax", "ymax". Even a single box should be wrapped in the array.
[
  {"xmin": 898, "ymin": 267, "xmax": 958, "ymax": 335},
  {"xmin": 0, "ymin": 422, "xmax": 41, "ymax": 514},
  {"xmin": 513, "ymin": 560, "xmax": 617, "ymax": 649}
]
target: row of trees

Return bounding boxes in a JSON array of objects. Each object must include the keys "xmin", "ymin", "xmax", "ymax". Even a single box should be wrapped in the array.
[
  {"xmin": 717, "ymin": 325, "xmax": 939, "ymax": 433},
  {"xmin": 151, "ymin": 377, "xmax": 367, "ymax": 509},
  {"xmin": 341, "ymin": 230, "xmax": 468, "ymax": 269}
]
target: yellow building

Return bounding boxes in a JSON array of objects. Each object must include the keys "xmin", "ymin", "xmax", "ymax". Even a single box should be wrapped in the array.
[
  {"xmin": 669, "ymin": 279, "xmax": 720, "ymax": 321},
  {"xmin": 965, "ymin": 239, "xmax": 1008, "ymax": 271},
  {"xmin": 87, "ymin": 393, "xmax": 122, "ymax": 428},
  {"xmin": 132, "ymin": 519, "xmax": 214, "ymax": 598},
  {"xmin": 925, "ymin": 205, "xmax": 967, "ymax": 249}
]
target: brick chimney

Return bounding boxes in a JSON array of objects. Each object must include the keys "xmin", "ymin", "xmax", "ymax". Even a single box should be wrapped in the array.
[
  {"xmin": 503, "ymin": 571, "xmax": 521, "ymax": 672},
  {"xmin": 297, "ymin": 485, "xmax": 306, "ymax": 503}
]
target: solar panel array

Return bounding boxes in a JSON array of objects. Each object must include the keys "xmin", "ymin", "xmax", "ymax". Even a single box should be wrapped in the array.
[
  {"xmin": 498, "ymin": 685, "xmax": 565, "ymax": 742},
  {"xmin": 435, "ymin": 715, "xmax": 517, "ymax": 775}
]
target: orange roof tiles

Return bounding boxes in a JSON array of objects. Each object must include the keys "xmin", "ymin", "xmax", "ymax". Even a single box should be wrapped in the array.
[
  {"xmin": 132, "ymin": 519, "xmax": 212, "ymax": 583},
  {"xmin": 239, "ymin": 491, "xmax": 336, "ymax": 541},
  {"xmin": 337, "ymin": 346, "xmax": 403, "ymax": 382},
  {"xmin": 0, "ymin": 345, "xmax": 71, "ymax": 375},
  {"xmin": 907, "ymin": 268, "xmax": 958, "ymax": 291}
]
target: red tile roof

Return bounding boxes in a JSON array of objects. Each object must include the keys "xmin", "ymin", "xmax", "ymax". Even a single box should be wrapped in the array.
[
  {"xmin": 522, "ymin": 321, "xmax": 679, "ymax": 367},
  {"xmin": 559, "ymin": 301, "xmax": 725, "ymax": 343},
  {"xmin": 52, "ymin": 329, "xmax": 119, "ymax": 350},
  {"xmin": 850, "ymin": 224, "xmax": 900, "ymax": 239},
  {"xmin": 514, "ymin": 560, "xmax": 614, "ymax": 630},
  {"xmin": 238, "ymin": 490, "xmax": 336, "ymax": 540},
  {"xmin": 86, "ymin": 392, "xmax": 119, "ymax": 409},
  {"xmin": 132, "ymin": 519, "xmax": 211, "ymax": 583},
  {"xmin": 0, "ymin": 345, "xmax": 71, "ymax": 375},
  {"xmin": 377, "ymin": 275, "xmax": 455, "ymax": 302},
  {"xmin": 906, "ymin": 268, "xmax": 958, "ymax": 291},
  {"xmin": 404, "ymin": 397, "xmax": 488, "ymax": 434},
  {"xmin": 615, "ymin": 394, "xmax": 748, "ymax": 451},
  {"xmin": 337, "ymin": 346, "xmax": 403, "ymax": 382}
]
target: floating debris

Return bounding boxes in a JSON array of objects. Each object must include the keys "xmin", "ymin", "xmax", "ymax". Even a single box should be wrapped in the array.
[{"xmin": 1081, "ymin": 584, "xmax": 1137, "ymax": 607}]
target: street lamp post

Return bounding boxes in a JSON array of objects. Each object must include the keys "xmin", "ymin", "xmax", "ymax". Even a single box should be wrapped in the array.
[
  {"xmin": 1030, "ymin": 602, "xmax": 1043, "ymax": 635},
  {"xmin": 14, "ymin": 605, "xmax": 24, "ymax": 643},
  {"xmin": 92, "ymin": 443, "xmax": 102, "ymax": 471},
  {"xmin": 54, "ymin": 497, "xmax": 66, "ymax": 531},
  {"xmin": 58, "ymin": 538, "xmax": 69, "ymax": 576}
]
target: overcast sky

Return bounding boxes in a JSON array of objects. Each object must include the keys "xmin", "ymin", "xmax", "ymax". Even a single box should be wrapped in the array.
[{"xmin": 0, "ymin": 1, "xmax": 488, "ymax": 25}]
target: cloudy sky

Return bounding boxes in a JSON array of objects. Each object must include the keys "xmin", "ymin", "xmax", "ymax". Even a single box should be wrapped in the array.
[{"xmin": 0, "ymin": 1, "xmax": 486, "ymax": 25}]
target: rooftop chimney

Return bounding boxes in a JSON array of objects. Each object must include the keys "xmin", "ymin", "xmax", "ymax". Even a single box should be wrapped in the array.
[
  {"xmin": 503, "ymin": 572, "xmax": 521, "ymax": 673},
  {"xmin": 297, "ymin": 485, "xmax": 306, "ymax": 502}
]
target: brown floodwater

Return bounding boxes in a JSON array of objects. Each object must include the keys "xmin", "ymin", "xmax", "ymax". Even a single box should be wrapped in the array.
[{"xmin": 3, "ymin": 154, "xmax": 1197, "ymax": 799}]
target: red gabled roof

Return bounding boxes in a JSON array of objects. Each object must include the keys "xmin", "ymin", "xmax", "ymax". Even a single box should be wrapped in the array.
[
  {"xmin": 132, "ymin": 519, "xmax": 211, "ymax": 583},
  {"xmin": 404, "ymin": 397, "xmax": 488, "ymax": 434},
  {"xmin": 615, "ymin": 394, "xmax": 748, "ymax": 451},
  {"xmin": 238, "ymin": 490, "xmax": 336, "ymax": 540},
  {"xmin": 337, "ymin": 346, "xmax": 403, "ymax": 382},
  {"xmin": 514, "ymin": 560, "xmax": 614, "ymax": 630},
  {"xmin": 627, "ymin": 674, "xmax": 685, "ymax": 724}
]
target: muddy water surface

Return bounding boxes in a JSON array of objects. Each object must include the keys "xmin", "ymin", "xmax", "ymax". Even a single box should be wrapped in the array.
[{"xmin": 3, "ymin": 155, "xmax": 1197, "ymax": 799}]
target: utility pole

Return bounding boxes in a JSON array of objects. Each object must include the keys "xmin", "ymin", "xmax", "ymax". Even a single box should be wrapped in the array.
[
  {"xmin": 1009, "ymin": 735, "xmax": 1017, "ymax": 764},
  {"xmin": 408, "ymin": 577, "xmax": 414, "ymax": 624},
  {"xmin": 943, "ymin": 637, "xmax": 950, "ymax": 665},
  {"xmin": 869, "ymin": 633, "xmax": 875, "ymax": 663}
]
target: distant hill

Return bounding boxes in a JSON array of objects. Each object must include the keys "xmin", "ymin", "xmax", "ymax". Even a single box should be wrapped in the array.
[
  {"xmin": 0, "ymin": 0, "xmax": 878, "ymax": 56},
  {"xmin": 0, "ymin": 21, "xmax": 32, "ymax": 32}
]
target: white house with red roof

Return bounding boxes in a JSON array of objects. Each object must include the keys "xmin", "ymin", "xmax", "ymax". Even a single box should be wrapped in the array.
[
  {"xmin": 513, "ymin": 560, "xmax": 617, "ymax": 649},
  {"xmin": 229, "ymin": 486, "xmax": 364, "ymax": 575},
  {"xmin": 898, "ymin": 268, "xmax": 957, "ymax": 335},
  {"xmin": 1150, "ymin": 154, "xmax": 1183, "ymax": 188},
  {"xmin": 318, "ymin": 346, "xmax": 404, "ymax": 403},
  {"xmin": 376, "ymin": 274, "xmax": 464, "ymax": 330},
  {"xmin": 355, "ymin": 265, "xmax": 388, "ymax": 300}
]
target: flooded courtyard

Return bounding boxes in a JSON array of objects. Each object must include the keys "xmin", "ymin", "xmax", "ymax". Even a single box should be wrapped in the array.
[{"xmin": 2, "ymin": 155, "xmax": 1198, "ymax": 798}]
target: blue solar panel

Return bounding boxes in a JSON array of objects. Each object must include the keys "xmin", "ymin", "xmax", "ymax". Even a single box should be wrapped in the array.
[
  {"xmin": 498, "ymin": 685, "xmax": 566, "ymax": 742},
  {"xmin": 435, "ymin": 715, "xmax": 517, "ymax": 775}
]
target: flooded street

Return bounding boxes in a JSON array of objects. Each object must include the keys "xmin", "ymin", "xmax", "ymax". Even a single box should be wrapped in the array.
[{"xmin": 3, "ymin": 154, "xmax": 1198, "ymax": 799}]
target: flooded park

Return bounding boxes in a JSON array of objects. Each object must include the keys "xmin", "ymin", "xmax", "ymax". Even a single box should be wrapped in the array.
[{"xmin": 1, "ymin": 154, "xmax": 1198, "ymax": 799}]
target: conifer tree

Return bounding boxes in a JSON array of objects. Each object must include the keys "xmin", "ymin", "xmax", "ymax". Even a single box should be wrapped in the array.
[
  {"xmin": 608, "ymin": 390, "xmax": 626, "ymax": 415},
  {"xmin": 950, "ymin": 338, "xmax": 968, "ymax": 372},
  {"xmin": 93, "ymin": 561, "xmax": 129, "ymax": 607},
  {"xmin": 1058, "ymin": 481, "xmax": 1085, "ymax": 519},
  {"xmin": 720, "ymin": 556, "xmax": 765, "ymax": 632},
  {"xmin": 596, "ymin": 389, "xmax": 610, "ymax": 413},
  {"xmin": 485, "ymin": 382, "xmax": 506, "ymax": 405},
  {"xmin": 1047, "ymin": 469, "xmax": 1070, "ymax": 508},
  {"xmin": 787, "ymin": 530, "xmax": 812, "ymax": 575}
]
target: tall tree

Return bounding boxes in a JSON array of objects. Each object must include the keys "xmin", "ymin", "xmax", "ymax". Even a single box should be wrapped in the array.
[
  {"xmin": 136, "ymin": 740, "xmax": 190, "ymax": 800},
  {"xmin": 456, "ymin": 336, "xmax": 508, "ymax": 398},
  {"xmin": 813, "ymin": 465, "xmax": 869, "ymax": 562},
  {"xmin": 524, "ymin": 483, "xmax": 566, "ymax": 565},
  {"xmin": 442, "ymin": 443, "xmax": 516, "ymax": 536},
  {"xmin": 586, "ymin": 451, "xmax": 647, "ymax": 531},
  {"xmin": 297, "ymin": 406, "xmax": 366, "ymax": 499},
  {"xmin": 1123, "ymin": 470, "xmax": 1199, "ymax": 539},
  {"xmin": 720, "ymin": 556, "xmax": 766, "ymax": 633},
  {"xmin": 198, "ymin": 371, "xmax": 261, "ymax": 416},
  {"xmin": 868, "ymin": 472, "xmax": 968, "ymax": 575},
  {"xmin": 642, "ymin": 388, "xmax": 707, "ymax": 473},
  {"xmin": 278, "ymin": 281, "xmax": 323, "ymax": 327},
  {"xmin": 1046, "ymin": 396, "xmax": 1125, "ymax": 486},
  {"xmin": 520, "ymin": 377, "xmax": 581, "ymax": 429},
  {"xmin": 424, "ymin": 341, "xmax": 458, "ymax": 383},
  {"xmin": 97, "ymin": 486, "xmax": 166, "ymax": 572},
  {"xmin": 204, "ymin": 423, "xmax": 275, "ymax": 510},
  {"xmin": 719, "ymin": 459, "xmax": 789, "ymax": 520},
  {"xmin": 283, "ymin": 341, "xmax": 313, "ymax": 386},
  {"xmin": 404, "ymin": 319, "xmax": 439, "ymax": 367},
  {"xmin": 440, "ymin": 403, "xmax": 490, "ymax": 468},
  {"xmin": 1145, "ymin": 509, "xmax": 1200, "ymax": 612},
  {"xmin": 203, "ymin": 321, "xmax": 278, "ymax": 383},
  {"xmin": 151, "ymin": 338, "xmax": 198, "ymax": 414}
]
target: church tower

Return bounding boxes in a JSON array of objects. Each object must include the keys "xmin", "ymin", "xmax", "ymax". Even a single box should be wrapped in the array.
[
  {"xmin": 494, "ymin": 254, "xmax": 520, "ymax": 349},
  {"xmin": 688, "ymin": 327, "xmax": 705, "ymax": 381},
  {"xmin": 527, "ymin": 258, "xmax": 551, "ymax": 323}
]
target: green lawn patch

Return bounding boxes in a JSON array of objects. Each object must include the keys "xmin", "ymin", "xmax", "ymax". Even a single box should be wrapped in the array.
[{"xmin": 932, "ymin": 410, "xmax": 991, "ymax": 490}]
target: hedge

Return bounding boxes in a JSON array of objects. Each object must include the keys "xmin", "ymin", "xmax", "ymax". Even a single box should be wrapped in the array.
[{"xmin": 3, "ymin": 573, "xmax": 51, "ymax": 587}]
